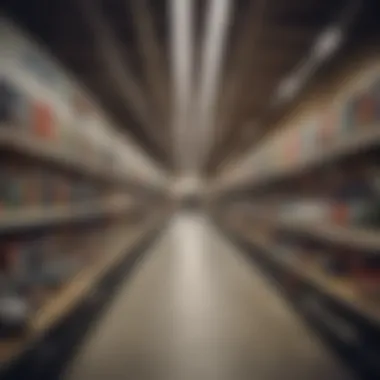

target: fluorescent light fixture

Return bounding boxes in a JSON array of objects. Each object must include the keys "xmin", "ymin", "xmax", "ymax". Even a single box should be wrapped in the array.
[
  {"xmin": 273, "ymin": 58, "xmax": 316, "ymax": 105},
  {"xmin": 196, "ymin": 0, "xmax": 233, "ymax": 170},
  {"xmin": 272, "ymin": 23, "xmax": 344, "ymax": 107},
  {"xmin": 170, "ymin": 0, "xmax": 194, "ymax": 172},
  {"xmin": 276, "ymin": 75, "xmax": 302, "ymax": 102},
  {"xmin": 312, "ymin": 26, "xmax": 343, "ymax": 62}
]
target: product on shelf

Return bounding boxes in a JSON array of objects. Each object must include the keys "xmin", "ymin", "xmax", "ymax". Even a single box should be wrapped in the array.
[
  {"xmin": 0, "ymin": 219, "xmax": 131, "ymax": 338},
  {"xmin": 371, "ymin": 78, "xmax": 380, "ymax": 121},
  {"xmin": 352, "ymin": 253, "xmax": 380, "ymax": 299},
  {"xmin": 31, "ymin": 100, "xmax": 55, "ymax": 139},
  {"xmin": 357, "ymin": 91, "xmax": 376, "ymax": 128},
  {"xmin": 24, "ymin": 167, "xmax": 42, "ymax": 207},
  {"xmin": 0, "ymin": 290, "xmax": 29, "ymax": 337},
  {"xmin": 0, "ymin": 78, "xmax": 27, "ymax": 127},
  {"xmin": 40, "ymin": 234, "xmax": 77, "ymax": 289},
  {"xmin": 0, "ymin": 242, "xmax": 30, "ymax": 336},
  {"xmin": 319, "ymin": 106, "xmax": 339, "ymax": 147},
  {"xmin": 341, "ymin": 97, "xmax": 357, "ymax": 133},
  {"xmin": 2, "ymin": 164, "xmax": 24, "ymax": 209},
  {"xmin": 302, "ymin": 119, "xmax": 318, "ymax": 158},
  {"xmin": 320, "ymin": 248, "xmax": 354, "ymax": 276},
  {"xmin": 55, "ymin": 174, "xmax": 70, "ymax": 205}
]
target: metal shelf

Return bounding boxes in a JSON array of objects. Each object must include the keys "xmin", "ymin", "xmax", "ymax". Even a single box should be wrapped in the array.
[
  {"xmin": 0, "ymin": 127, "xmax": 123, "ymax": 185},
  {"xmin": 232, "ymin": 224, "xmax": 380, "ymax": 330},
  {"xmin": 219, "ymin": 127, "xmax": 380, "ymax": 194},
  {"xmin": 278, "ymin": 219, "xmax": 380, "ymax": 252},
  {"xmin": 0, "ymin": 199, "xmax": 134, "ymax": 235}
]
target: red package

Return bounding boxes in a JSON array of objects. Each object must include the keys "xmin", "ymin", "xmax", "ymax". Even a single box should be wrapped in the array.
[
  {"xmin": 357, "ymin": 93, "xmax": 376, "ymax": 127},
  {"xmin": 331, "ymin": 202, "xmax": 350, "ymax": 225},
  {"xmin": 32, "ymin": 101, "xmax": 55, "ymax": 139}
]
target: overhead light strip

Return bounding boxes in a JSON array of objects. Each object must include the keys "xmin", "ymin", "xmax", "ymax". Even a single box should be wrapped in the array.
[
  {"xmin": 170, "ymin": 0, "xmax": 194, "ymax": 173},
  {"xmin": 273, "ymin": 0, "xmax": 362, "ymax": 106},
  {"xmin": 195, "ymin": 0, "xmax": 233, "ymax": 173}
]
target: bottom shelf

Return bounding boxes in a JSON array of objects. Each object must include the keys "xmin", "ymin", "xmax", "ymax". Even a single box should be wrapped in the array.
[
  {"xmin": 0, "ymin": 214, "xmax": 164, "ymax": 368},
  {"xmin": 224, "ymin": 221, "xmax": 380, "ymax": 378},
  {"xmin": 235, "ymin": 223, "xmax": 380, "ymax": 328},
  {"xmin": 220, "ymin": 221, "xmax": 380, "ymax": 380}
]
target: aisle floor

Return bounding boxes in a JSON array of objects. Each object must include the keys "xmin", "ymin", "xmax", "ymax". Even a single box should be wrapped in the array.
[{"xmin": 65, "ymin": 212, "xmax": 352, "ymax": 380}]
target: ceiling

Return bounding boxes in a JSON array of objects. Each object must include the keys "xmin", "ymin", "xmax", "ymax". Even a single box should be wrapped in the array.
[{"xmin": 3, "ymin": 0, "xmax": 380, "ymax": 176}]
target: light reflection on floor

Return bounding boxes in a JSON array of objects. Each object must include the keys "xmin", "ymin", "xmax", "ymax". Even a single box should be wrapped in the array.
[{"xmin": 65, "ymin": 212, "xmax": 352, "ymax": 380}]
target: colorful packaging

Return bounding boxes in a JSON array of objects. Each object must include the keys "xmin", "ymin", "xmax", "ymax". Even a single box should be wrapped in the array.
[
  {"xmin": 32, "ymin": 101, "xmax": 55, "ymax": 139},
  {"xmin": 330, "ymin": 202, "xmax": 350, "ymax": 225},
  {"xmin": 356, "ymin": 91, "xmax": 376, "ymax": 128}
]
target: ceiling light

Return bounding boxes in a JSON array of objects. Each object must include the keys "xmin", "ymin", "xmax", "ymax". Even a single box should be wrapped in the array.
[
  {"xmin": 312, "ymin": 26, "xmax": 343, "ymax": 62},
  {"xmin": 276, "ymin": 75, "xmax": 302, "ymax": 102}
]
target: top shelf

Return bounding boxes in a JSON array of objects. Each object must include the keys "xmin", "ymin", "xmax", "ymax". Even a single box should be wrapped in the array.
[
  {"xmin": 0, "ymin": 126, "xmax": 125, "ymax": 186},
  {"xmin": 239, "ymin": 127, "xmax": 380, "ymax": 192}
]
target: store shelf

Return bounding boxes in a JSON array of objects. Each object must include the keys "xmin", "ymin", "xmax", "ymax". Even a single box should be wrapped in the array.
[
  {"xmin": 289, "ymin": 259, "xmax": 380, "ymax": 329},
  {"xmin": 245, "ymin": 127, "xmax": 380, "ymax": 191},
  {"xmin": 232, "ymin": 224, "xmax": 380, "ymax": 330},
  {"xmin": 242, "ymin": 213, "xmax": 380, "ymax": 252},
  {"xmin": 278, "ymin": 220, "xmax": 380, "ymax": 252},
  {"xmin": 31, "ymin": 229, "xmax": 136, "ymax": 332},
  {"xmin": 0, "ymin": 127, "xmax": 120, "ymax": 184},
  {"xmin": 0, "ymin": 198, "xmax": 134, "ymax": 234},
  {"xmin": 0, "ymin": 215, "xmax": 162, "ymax": 368}
]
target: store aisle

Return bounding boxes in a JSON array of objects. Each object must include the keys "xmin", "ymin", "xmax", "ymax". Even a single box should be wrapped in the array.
[{"xmin": 64, "ymin": 212, "xmax": 352, "ymax": 380}]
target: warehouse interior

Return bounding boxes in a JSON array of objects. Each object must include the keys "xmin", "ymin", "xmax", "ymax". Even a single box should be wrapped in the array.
[{"xmin": 1, "ymin": 0, "xmax": 380, "ymax": 379}]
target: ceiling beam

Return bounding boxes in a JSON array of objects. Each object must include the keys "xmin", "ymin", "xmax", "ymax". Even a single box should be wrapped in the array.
[
  {"xmin": 169, "ymin": 0, "xmax": 195, "ymax": 173},
  {"xmin": 213, "ymin": 0, "xmax": 268, "ymax": 150},
  {"xmin": 130, "ymin": 0, "xmax": 170, "ymax": 140},
  {"xmin": 195, "ymin": 0, "xmax": 233, "ymax": 173},
  {"xmin": 77, "ymin": 0, "xmax": 166, "ymax": 153}
]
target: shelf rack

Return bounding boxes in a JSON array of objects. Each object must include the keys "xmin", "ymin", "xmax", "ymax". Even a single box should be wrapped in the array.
[
  {"xmin": 277, "ymin": 219, "xmax": 380, "ymax": 252},
  {"xmin": 0, "ymin": 213, "xmax": 164, "ymax": 370},
  {"xmin": 229, "ymin": 222, "xmax": 380, "ymax": 331},
  {"xmin": 0, "ymin": 126, "xmax": 124, "ymax": 185},
  {"xmin": 0, "ymin": 198, "xmax": 134, "ymax": 235},
  {"xmin": 217, "ymin": 126, "xmax": 380, "ymax": 194},
  {"xmin": 244, "ymin": 213, "xmax": 380, "ymax": 252}
]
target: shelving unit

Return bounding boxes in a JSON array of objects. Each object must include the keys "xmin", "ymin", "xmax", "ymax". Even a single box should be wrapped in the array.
[
  {"xmin": 216, "ymin": 59, "xmax": 380, "ymax": 378},
  {"xmin": 0, "ymin": 212, "xmax": 164, "ymax": 370},
  {"xmin": 217, "ymin": 219, "xmax": 380, "ymax": 378},
  {"xmin": 0, "ymin": 198, "xmax": 135, "ymax": 234},
  {"xmin": 277, "ymin": 220, "xmax": 380, "ymax": 252},
  {"xmin": 0, "ymin": 18, "xmax": 170, "ymax": 378},
  {"xmin": 0, "ymin": 126, "xmax": 137, "ymax": 187},
  {"xmin": 242, "ymin": 127, "xmax": 380, "ymax": 192},
  {"xmin": 235, "ymin": 212, "xmax": 380, "ymax": 252},
  {"xmin": 234, "ymin": 225, "xmax": 380, "ymax": 327}
]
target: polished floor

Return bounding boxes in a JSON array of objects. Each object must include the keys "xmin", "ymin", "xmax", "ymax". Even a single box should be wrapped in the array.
[{"xmin": 64, "ymin": 212, "xmax": 352, "ymax": 380}]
